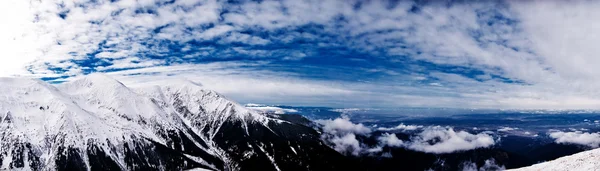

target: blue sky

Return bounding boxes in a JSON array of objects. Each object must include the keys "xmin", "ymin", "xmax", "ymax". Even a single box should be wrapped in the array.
[{"xmin": 3, "ymin": 0, "xmax": 600, "ymax": 109}]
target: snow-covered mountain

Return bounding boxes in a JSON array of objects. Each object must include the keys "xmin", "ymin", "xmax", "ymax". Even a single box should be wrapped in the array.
[
  {"xmin": 509, "ymin": 148, "xmax": 600, "ymax": 171},
  {"xmin": 0, "ymin": 74, "xmax": 349, "ymax": 171}
]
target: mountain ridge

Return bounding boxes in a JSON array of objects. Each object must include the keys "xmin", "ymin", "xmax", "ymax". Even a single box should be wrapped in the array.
[{"xmin": 0, "ymin": 74, "xmax": 349, "ymax": 171}]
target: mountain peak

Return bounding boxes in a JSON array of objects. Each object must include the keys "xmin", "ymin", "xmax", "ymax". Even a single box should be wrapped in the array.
[
  {"xmin": 0, "ymin": 76, "xmax": 58, "ymax": 92},
  {"xmin": 65, "ymin": 73, "xmax": 126, "ymax": 89},
  {"xmin": 0, "ymin": 75, "xmax": 350, "ymax": 171}
]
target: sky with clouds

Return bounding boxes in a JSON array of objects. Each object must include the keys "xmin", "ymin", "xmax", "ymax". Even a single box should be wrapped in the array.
[{"xmin": 3, "ymin": 0, "xmax": 600, "ymax": 109}]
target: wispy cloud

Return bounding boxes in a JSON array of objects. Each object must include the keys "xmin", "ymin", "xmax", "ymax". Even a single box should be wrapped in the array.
[
  {"xmin": 244, "ymin": 104, "xmax": 298, "ymax": 114},
  {"xmin": 4, "ymin": 0, "xmax": 600, "ymax": 108}
]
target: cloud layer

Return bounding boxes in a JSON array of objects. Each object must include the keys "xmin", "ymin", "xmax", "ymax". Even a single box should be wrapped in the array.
[
  {"xmin": 315, "ymin": 117, "xmax": 373, "ymax": 155},
  {"xmin": 5, "ymin": 0, "xmax": 600, "ymax": 109},
  {"xmin": 549, "ymin": 131, "xmax": 600, "ymax": 148},
  {"xmin": 244, "ymin": 104, "xmax": 298, "ymax": 114},
  {"xmin": 317, "ymin": 117, "xmax": 497, "ymax": 155},
  {"xmin": 461, "ymin": 159, "xmax": 505, "ymax": 171},
  {"xmin": 377, "ymin": 124, "xmax": 423, "ymax": 131},
  {"xmin": 406, "ymin": 127, "xmax": 496, "ymax": 154}
]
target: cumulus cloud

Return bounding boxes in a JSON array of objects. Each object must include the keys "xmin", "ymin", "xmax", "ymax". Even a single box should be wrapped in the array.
[
  {"xmin": 549, "ymin": 131, "xmax": 600, "ymax": 148},
  {"xmin": 319, "ymin": 117, "xmax": 497, "ymax": 155},
  {"xmin": 406, "ymin": 127, "xmax": 496, "ymax": 154},
  {"xmin": 316, "ymin": 117, "xmax": 372, "ymax": 136},
  {"xmin": 329, "ymin": 134, "xmax": 363, "ymax": 156},
  {"xmin": 316, "ymin": 117, "xmax": 372, "ymax": 156},
  {"xmin": 377, "ymin": 133, "xmax": 404, "ymax": 147}
]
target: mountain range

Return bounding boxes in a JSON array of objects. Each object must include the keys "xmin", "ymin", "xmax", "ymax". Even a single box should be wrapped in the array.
[
  {"xmin": 0, "ymin": 74, "xmax": 350, "ymax": 171},
  {"xmin": 1, "ymin": 74, "xmax": 598, "ymax": 171}
]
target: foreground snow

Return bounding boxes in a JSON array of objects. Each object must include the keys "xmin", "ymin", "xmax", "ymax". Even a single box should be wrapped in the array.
[{"xmin": 510, "ymin": 148, "xmax": 600, "ymax": 171}]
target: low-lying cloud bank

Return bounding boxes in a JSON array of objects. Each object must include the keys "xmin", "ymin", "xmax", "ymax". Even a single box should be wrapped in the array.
[
  {"xmin": 245, "ymin": 104, "xmax": 299, "ymax": 114},
  {"xmin": 407, "ymin": 126, "xmax": 496, "ymax": 154},
  {"xmin": 378, "ymin": 133, "xmax": 404, "ymax": 147},
  {"xmin": 315, "ymin": 117, "xmax": 373, "ymax": 156},
  {"xmin": 317, "ymin": 117, "xmax": 497, "ymax": 156},
  {"xmin": 460, "ymin": 159, "xmax": 505, "ymax": 171},
  {"xmin": 549, "ymin": 131, "xmax": 600, "ymax": 148},
  {"xmin": 497, "ymin": 127, "xmax": 519, "ymax": 132},
  {"xmin": 316, "ymin": 117, "xmax": 372, "ymax": 136},
  {"xmin": 377, "ymin": 123, "xmax": 423, "ymax": 131}
]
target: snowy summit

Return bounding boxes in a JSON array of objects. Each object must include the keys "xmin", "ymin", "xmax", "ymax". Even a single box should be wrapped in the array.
[{"xmin": 0, "ymin": 74, "xmax": 347, "ymax": 171}]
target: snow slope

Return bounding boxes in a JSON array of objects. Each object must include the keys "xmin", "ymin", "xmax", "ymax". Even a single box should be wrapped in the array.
[
  {"xmin": 0, "ymin": 74, "xmax": 348, "ymax": 171},
  {"xmin": 0, "ymin": 74, "xmax": 278, "ymax": 170},
  {"xmin": 509, "ymin": 148, "xmax": 600, "ymax": 171}
]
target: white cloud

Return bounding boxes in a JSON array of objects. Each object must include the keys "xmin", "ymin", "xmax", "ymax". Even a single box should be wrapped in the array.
[
  {"xmin": 102, "ymin": 62, "xmax": 363, "ymax": 107},
  {"xmin": 319, "ymin": 117, "xmax": 497, "ymax": 156},
  {"xmin": 377, "ymin": 133, "xmax": 404, "ymax": 147},
  {"xmin": 316, "ymin": 117, "xmax": 372, "ymax": 156},
  {"xmin": 0, "ymin": 0, "xmax": 44, "ymax": 76},
  {"xmin": 497, "ymin": 127, "xmax": 519, "ymax": 132},
  {"xmin": 461, "ymin": 159, "xmax": 505, "ymax": 171},
  {"xmin": 245, "ymin": 106, "xmax": 298, "ymax": 114},
  {"xmin": 96, "ymin": 57, "xmax": 164, "ymax": 71},
  {"xmin": 219, "ymin": 32, "xmax": 271, "ymax": 45},
  {"xmin": 1, "ymin": 0, "xmax": 227, "ymax": 76},
  {"xmin": 195, "ymin": 25, "xmax": 235, "ymax": 40},
  {"xmin": 378, "ymin": 124, "xmax": 423, "ymax": 131},
  {"xmin": 7, "ymin": 0, "xmax": 600, "ymax": 109},
  {"xmin": 329, "ymin": 134, "xmax": 363, "ymax": 156},
  {"xmin": 549, "ymin": 131, "xmax": 600, "ymax": 148},
  {"xmin": 316, "ymin": 117, "xmax": 372, "ymax": 136},
  {"xmin": 406, "ymin": 126, "xmax": 496, "ymax": 154}
]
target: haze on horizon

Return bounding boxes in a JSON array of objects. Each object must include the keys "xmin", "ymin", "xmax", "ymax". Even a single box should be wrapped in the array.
[{"xmin": 2, "ymin": 0, "xmax": 600, "ymax": 109}]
